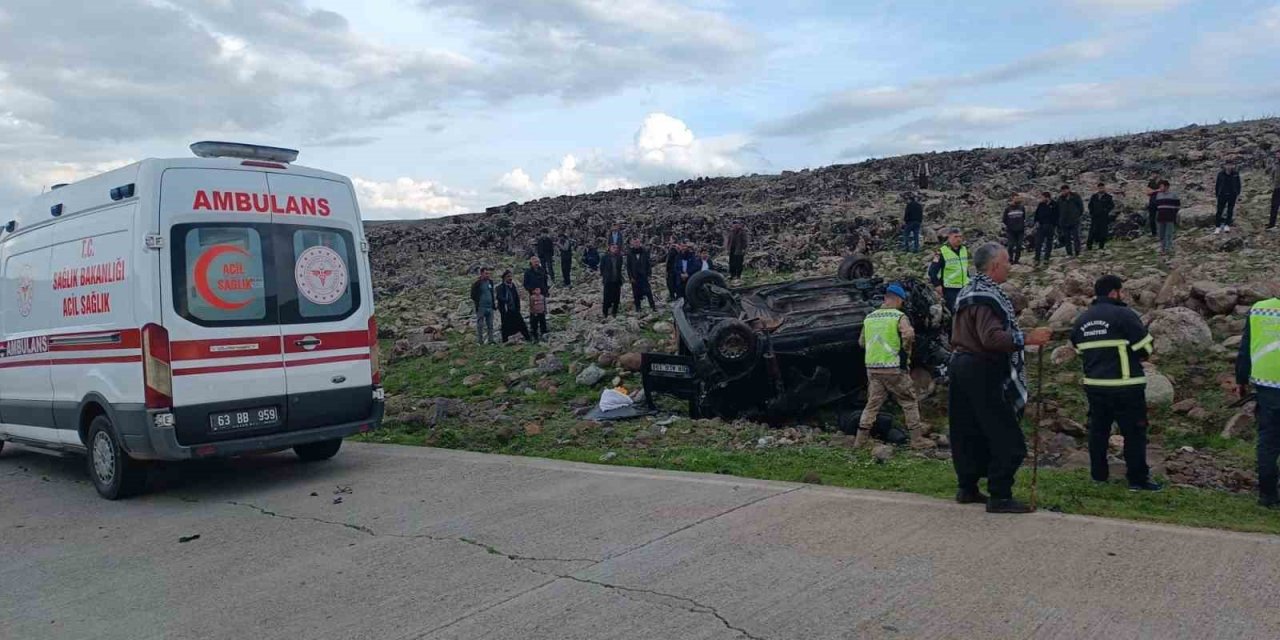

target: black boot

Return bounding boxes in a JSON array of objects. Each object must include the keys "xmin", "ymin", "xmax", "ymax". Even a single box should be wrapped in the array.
[
  {"xmin": 986, "ymin": 498, "xmax": 1034, "ymax": 514},
  {"xmin": 956, "ymin": 488, "xmax": 989, "ymax": 504},
  {"xmin": 1260, "ymin": 494, "xmax": 1279, "ymax": 509}
]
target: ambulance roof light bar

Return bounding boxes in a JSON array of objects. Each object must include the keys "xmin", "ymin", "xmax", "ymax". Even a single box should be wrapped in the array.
[{"xmin": 189, "ymin": 141, "xmax": 299, "ymax": 164}]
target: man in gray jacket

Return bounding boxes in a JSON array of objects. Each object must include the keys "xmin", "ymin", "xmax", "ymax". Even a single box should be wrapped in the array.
[{"xmin": 1056, "ymin": 184, "xmax": 1085, "ymax": 257}]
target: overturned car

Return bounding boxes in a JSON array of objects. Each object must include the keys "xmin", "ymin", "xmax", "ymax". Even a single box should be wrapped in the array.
[{"xmin": 642, "ymin": 257, "xmax": 950, "ymax": 420}]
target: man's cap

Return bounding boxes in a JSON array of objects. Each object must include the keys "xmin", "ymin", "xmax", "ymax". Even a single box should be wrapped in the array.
[{"xmin": 886, "ymin": 283, "xmax": 908, "ymax": 299}]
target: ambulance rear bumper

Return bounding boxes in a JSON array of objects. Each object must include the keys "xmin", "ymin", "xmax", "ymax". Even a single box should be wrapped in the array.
[{"xmin": 125, "ymin": 396, "xmax": 385, "ymax": 460}]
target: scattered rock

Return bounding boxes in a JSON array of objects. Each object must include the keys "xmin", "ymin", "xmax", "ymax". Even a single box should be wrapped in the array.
[
  {"xmin": 1172, "ymin": 398, "xmax": 1198, "ymax": 414},
  {"xmin": 523, "ymin": 422, "xmax": 542, "ymax": 436},
  {"xmin": 1144, "ymin": 371, "xmax": 1175, "ymax": 406},
  {"xmin": 617, "ymin": 352, "xmax": 643, "ymax": 372},
  {"xmin": 1047, "ymin": 302, "xmax": 1083, "ymax": 329},
  {"xmin": 462, "ymin": 373, "xmax": 485, "ymax": 387},
  {"xmin": 537, "ymin": 356, "xmax": 566, "ymax": 374},
  {"xmin": 872, "ymin": 444, "xmax": 894, "ymax": 463},
  {"xmin": 1221, "ymin": 402, "xmax": 1257, "ymax": 439},
  {"xmin": 1051, "ymin": 345, "xmax": 1076, "ymax": 366},
  {"xmin": 576, "ymin": 364, "xmax": 607, "ymax": 386},
  {"xmin": 1148, "ymin": 307, "xmax": 1212, "ymax": 352}
]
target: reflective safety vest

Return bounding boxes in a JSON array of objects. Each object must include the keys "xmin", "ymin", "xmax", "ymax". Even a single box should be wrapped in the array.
[
  {"xmin": 864, "ymin": 308, "xmax": 905, "ymax": 369},
  {"xmin": 939, "ymin": 245, "xmax": 970, "ymax": 289},
  {"xmin": 1250, "ymin": 298, "xmax": 1280, "ymax": 389}
]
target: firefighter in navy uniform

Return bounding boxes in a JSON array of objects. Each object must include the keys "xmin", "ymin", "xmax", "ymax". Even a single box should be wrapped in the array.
[
  {"xmin": 1233, "ymin": 297, "xmax": 1280, "ymax": 508},
  {"xmin": 1069, "ymin": 275, "xmax": 1163, "ymax": 491}
]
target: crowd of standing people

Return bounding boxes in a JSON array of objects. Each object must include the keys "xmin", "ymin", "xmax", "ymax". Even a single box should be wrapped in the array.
[{"xmin": 468, "ymin": 222, "xmax": 751, "ymax": 345}]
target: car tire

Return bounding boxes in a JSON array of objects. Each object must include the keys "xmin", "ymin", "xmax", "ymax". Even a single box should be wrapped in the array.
[
  {"xmin": 87, "ymin": 416, "xmax": 148, "ymax": 500},
  {"xmin": 684, "ymin": 270, "xmax": 728, "ymax": 311},
  {"xmin": 708, "ymin": 319, "xmax": 757, "ymax": 367},
  {"xmin": 838, "ymin": 255, "xmax": 874, "ymax": 281},
  {"xmin": 294, "ymin": 438, "xmax": 343, "ymax": 462}
]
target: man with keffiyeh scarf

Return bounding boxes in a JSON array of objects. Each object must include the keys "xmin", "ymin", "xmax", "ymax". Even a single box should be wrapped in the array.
[{"xmin": 948, "ymin": 242, "xmax": 1053, "ymax": 514}]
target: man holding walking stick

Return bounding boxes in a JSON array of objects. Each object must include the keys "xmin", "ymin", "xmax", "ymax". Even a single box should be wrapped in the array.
[{"xmin": 948, "ymin": 242, "xmax": 1052, "ymax": 514}]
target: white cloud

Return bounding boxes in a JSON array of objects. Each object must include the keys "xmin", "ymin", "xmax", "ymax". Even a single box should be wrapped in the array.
[
  {"xmin": 595, "ymin": 176, "xmax": 640, "ymax": 191},
  {"xmin": 539, "ymin": 155, "xmax": 586, "ymax": 195},
  {"xmin": 496, "ymin": 167, "xmax": 537, "ymax": 197},
  {"xmin": 352, "ymin": 176, "xmax": 470, "ymax": 219}
]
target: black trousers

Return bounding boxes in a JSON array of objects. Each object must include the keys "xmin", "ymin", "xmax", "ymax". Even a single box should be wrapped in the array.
[
  {"xmin": 1006, "ymin": 229, "xmax": 1024, "ymax": 264},
  {"xmin": 631, "ymin": 278, "xmax": 656, "ymax": 311},
  {"xmin": 942, "ymin": 287, "xmax": 961, "ymax": 313},
  {"xmin": 729, "ymin": 252, "xmax": 745, "ymax": 278},
  {"xmin": 529, "ymin": 313, "xmax": 548, "ymax": 339},
  {"xmin": 1085, "ymin": 388, "xmax": 1150, "ymax": 484},
  {"xmin": 1256, "ymin": 389, "xmax": 1280, "ymax": 499},
  {"xmin": 559, "ymin": 251, "xmax": 572, "ymax": 287},
  {"xmin": 665, "ymin": 270, "xmax": 678, "ymax": 300},
  {"xmin": 1147, "ymin": 208, "xmax": 1158, "ymax": 236},
  {"xmin": 1086, "ymin": 219, "xmax": 1109, "ymax": 250},
  {"xmin": 538, "ymin": 252, "xmax": 555, "ymax": 282},
  {"xmin": 1269, "ymin": 188, "xmax": 1280, "ymax": 228},
  {"xmin": 1215, "ymin": 197, "xmax": 1237, "ymax": 226},
  {"xmin": 603, "ymin": 282, "xmax": 622, "ymax": 318},
  {"xmin": 500, "ymin": 310, "xmax": 530, "ymax": 342},
  {"xmin": 1035, "ymin": 225, "xmax": 1055, "ymax": 262},
  {"xmin": 948, "ymin": 353, "xmax": 1026, "ymax": 500},
  {"xmin": 1059, "ymin": 224, "xmax": 1081, "ymax": 256}
]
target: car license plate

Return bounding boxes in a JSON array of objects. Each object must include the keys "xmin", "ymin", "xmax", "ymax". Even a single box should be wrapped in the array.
[
  {"xmin": 650, "ymin": 362, "xmax": 691, "ymax": 377},
  {"xmin": 209, "ymin": 407, "xmax": 280, "ymax": 432}
]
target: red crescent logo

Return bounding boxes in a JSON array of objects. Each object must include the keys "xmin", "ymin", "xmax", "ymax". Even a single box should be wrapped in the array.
[{"xmin": 193, "ymin": 244, "xmax": 252, "ymax": 310}]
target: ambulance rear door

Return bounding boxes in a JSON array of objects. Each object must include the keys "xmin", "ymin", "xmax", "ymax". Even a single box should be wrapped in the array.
[
  {"xmin": 159, "ymin": 169, "xmax": 287, "ymax": 446},
  {"xmin": 265, "ymin": 173, "xmax": 373, "ymax": 431}
]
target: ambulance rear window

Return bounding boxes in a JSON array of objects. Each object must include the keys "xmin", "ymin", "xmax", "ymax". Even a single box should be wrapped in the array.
[{"xmin": 172, "ymin": 225, "xmax": 275, "ymax": 326}]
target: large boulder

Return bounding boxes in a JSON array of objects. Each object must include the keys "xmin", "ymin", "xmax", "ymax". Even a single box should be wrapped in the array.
[
  {"xmin": 1145, "ymin": 371, "xmax": 1175, "ymax": 406},
  {"xmin": 576, "ymin": 364, "xmax": 607, "ymax": 386},
  {"xmin": 1147, "ymin": 307, "xmax": 1212, "ymax": 352},
  {"xmin": 1203, "ymin": 287, "xmax": 1239, "ymax": 316},
  {"xmin": 1047, "ymin": 301, "xmax": 1083, "ymax": 329}
]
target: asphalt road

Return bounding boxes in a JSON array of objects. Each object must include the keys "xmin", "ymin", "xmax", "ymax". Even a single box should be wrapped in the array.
[{"xmin": 2, "ymin": 442, "xmax": 1279, "ymax": 640}]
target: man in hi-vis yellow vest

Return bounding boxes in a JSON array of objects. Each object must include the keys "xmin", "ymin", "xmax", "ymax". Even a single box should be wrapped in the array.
[
  {"xmin": 855, "ymin": 283, "xmax": 929, "ymax": 449},
  {"xmin": 1234, "ymin": 297, "xmax": 1280, "ymax": 508},
  {"xmin": 928, "ymin": 228, "xmax": 970, "ymax": 312}
]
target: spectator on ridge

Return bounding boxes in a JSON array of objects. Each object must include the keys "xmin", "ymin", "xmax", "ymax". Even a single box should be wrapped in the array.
[
  {"xmin": 1267, "ymin": 150, "xmax": 1280, "ymax": 230},
  {"xmin": 724, "ymin": 220, "xmax": 749, "ymax": 279},
  {"xmin": 1001, "ymin": 195, "xmax": 1027, "ymax": 265},
  {"xmin": 523, "ymin": 256, "xmax": 550, "ymax": 297},
  {"xmin": 496, "ymin": 270, "xmax": 530, "ymax": 343},
  {"xmin": 1033, "ymin": 191, "xmax": 1058, "ymax": 267},
  {"xmin": 600, "ymin": 244, "xmax": 624, "ymax": 319},
  {"xmin": 1214, "ymin": 162, "xmax": 1242, "ymax": 234},
  {"xmin": 582, "ymin": 246, "xmax": 600, "ymax": 272},
  {"xmin": 1154, "ymin": 180, "xmax": 1181, "ymax": 256},
  {"xmin": 626, "ymin": 238, "xmax": 657, "ymax": 312},
  {"xmin": 536, "ymin": 233, "xmax": 556, "ymax": 283},
  {"xmin": 557, "ymin": 233, "xmax": 575, "ymax": 287},
  {"xmin": 903, "ymin": 194, "xmax": 924, "ymax": 253},
  {"xmin": 664, "ymin": 237, "xmax": 682, "ymax": 300},
  {"xmin": 470, "ymin": 267, "xmax": 497, "ymax": 345},
  {"xmin": 1146, "ymin": 177, "xmax": 1161, "ymax": 237},
  {"xmin": 1086, "ymin": 182, "xmax": 1115, "ymax": 250},
  {"xmin": 528, "ymin": 287, "xmax": 548, "ymax": 343},
  {"xmin": 1056, "ymin": 184, "xmax": 1085, "ymax": 258}
]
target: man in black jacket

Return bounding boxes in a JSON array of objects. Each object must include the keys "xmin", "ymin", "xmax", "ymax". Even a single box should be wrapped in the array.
[
  {"xmin": 557, "ymin": 233, "xmax": 575, "ymax": 287},
  {"xmin": 1001, "ymin": 196, "xmax": 1027, "ymax": 264},
  {"xmin": 663, "ymin": 236, "xmax": 681, "ymax": 300},
  {"xmin": 522, "ymin": 256, "xmax": 551, "ymax": 297},
  {"xmin": 1214, "ymin": 162, "xmax": 1242, "ymax": 234},
  {"xmin": 903, "ymin": 194, "xmax": 924, "ymax": 252},
  {"xmin": 1086, "ymin": 182, "xmax": 1115, "ymax": 250},
  {"xmin": 1056, "ymin": 184, "xmax": 1085, "ymax": 257},
  {"xmin": 1033, "ymin": 192, "xmax": 1058, "ymax": 266},
  {"xmin": 536, "ymin": 234, "xmax": 556, "ymax": 283},
  {"xmin": 626, "ymin": 238, "xmax": 657, "ymax": 312},
  {"xmin": 600, "ymin": 244, "xmax": 624, "ymax": 319},
  {"xmin": 470, "ymin": 268, "xmax": 497, "ymax": 345},
  {"xmin": 1069, "ymin": 275, "xmax": 1162, "ymax": 492},
  {"xmin": 1146, "ymin": 177, "xmax": 1160, "ymax": 237}
]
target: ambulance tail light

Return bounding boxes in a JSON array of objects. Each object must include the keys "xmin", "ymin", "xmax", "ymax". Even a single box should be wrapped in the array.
[
  {"xmin": 142, "ymin": 324, "xmax": 173, "ymax": 409},
  {"xmin": 368, "ymin": 316, "xmax": 382, "ymax": 386}
]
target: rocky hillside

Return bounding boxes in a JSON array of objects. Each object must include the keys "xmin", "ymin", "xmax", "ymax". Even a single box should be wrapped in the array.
[{"xmin": 363, "ymin": 118, "xmax": 1280, "ymax": 498}]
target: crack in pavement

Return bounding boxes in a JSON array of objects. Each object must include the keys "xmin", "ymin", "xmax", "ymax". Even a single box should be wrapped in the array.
[{"xmin": 228, "ymin": 486, "xmax": 802, "ymax": 640}]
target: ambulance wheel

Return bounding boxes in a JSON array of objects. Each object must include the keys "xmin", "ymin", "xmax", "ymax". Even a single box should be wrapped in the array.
[
  {"xmin": 87, "ymin": 416, "xmax": 148, "ymax": 500},
  {"xmin": 294, "ymin": 438, "xmax": 343, "ymax": 462}
]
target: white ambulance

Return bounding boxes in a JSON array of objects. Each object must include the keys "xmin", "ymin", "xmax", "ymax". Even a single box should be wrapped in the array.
[{"xmin": 0, "ymin": 142, "xmax": 384, "ymax": 499}]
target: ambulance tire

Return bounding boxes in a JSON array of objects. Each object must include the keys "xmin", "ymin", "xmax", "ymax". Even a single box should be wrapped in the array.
[
  {"xmin": 294, "ymin": 438, "xmax": 343, "ymax": 462},
  {"xmin": 87, "ymin": 416, "xmax": 148, "ymax": 500}
]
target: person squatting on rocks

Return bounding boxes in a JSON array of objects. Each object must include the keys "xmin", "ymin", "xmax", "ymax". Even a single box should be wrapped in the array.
[
  {"xmin": 626, "ymin": 238, "xmax": 658, "ymax": 312},
  {"xmin": 724, "ymin": 219, "xmax": 749, "ymax": 280},
  {"xmin": 523, "ymin": 256, "xmax": 551, "ymax": 298},
  {"xmin": 1001, "ymin": 196, "xmax": 1027, "ymax": 265},
  {"xmin": 1268, "ymin": 150, "xmax": 1280, "ymax": 231},
  {"xmin": 903, "ymin": 194, "xmax": 924, "ymax": 253},
  {"xmin": 600, "ymin": 244, "xmax": 624, "ymax": 319},
  {"xmin": 855, "ymin": 283, "xmax": 930, "ymax": 450},
  {"xmin": 1154, "ymin": 180, "xmax": 1181, "ymax": 255},
  {"xmin": 496, "ymin": 270, "xmax": 531, "ymax": 343},
  {"xmin": 1234, "ymin": 295, "xmax": 1280, "ymax": 508},
  {"xmin": 470, "ymin": 267, "xmax": 497, "ymax": 345},
  {"xmin": 1069, "ymin": 275, "xmax": 1163, "ymax": 492},
  {"xmin": 1086, "ymin": 183, "xmax": 1115, "ymax": 250},
  {"xmin": 528, "ymin": 288, "xmax": 549, "ymax": 343},
  {"xmin": 582, "ymin": 246, "xmax": 600, "ymax": 272},
  {"xmin": 664, "ymin": 237, "xmax": 681, "ymax": 300},
  {"xmin": 1033, "ymin": 191, "xmax": 1058, "ymax": 266},
  {"xmin": 948, "ymin": 242, "xmax": 1053, "ymax": 514},
  {"xmin": 928, "ymin": 228, "xmax": 971, "ymax": 312},
  {"xmin": 1056, "ymin": 184, "xmax": 1085, "ymax": 258},
  {"xmin": 1214, "ymin": 162, "xmax": 1242, "ymax": 234},
  {"xmin": 557, "ymin": 233, "xmax": 575, "ymax": 287},
  {"xmin": 536, "ymin": 233, "xmax": 556, "ymax": 284}
]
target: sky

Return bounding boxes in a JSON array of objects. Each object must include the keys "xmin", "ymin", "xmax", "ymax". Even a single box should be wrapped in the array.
[{"xmin": 2, "ymin": 0, "xmax": 1278, "ymax": 219}]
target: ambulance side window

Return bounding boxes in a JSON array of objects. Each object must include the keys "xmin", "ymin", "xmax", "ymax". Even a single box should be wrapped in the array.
[
  {"xmin": 281, "ymin": 226, "xmax": 358, "ymax": 323},
  {"xmin": 172, "ymin": 225, "xmax": 274, "ymax": 326}
]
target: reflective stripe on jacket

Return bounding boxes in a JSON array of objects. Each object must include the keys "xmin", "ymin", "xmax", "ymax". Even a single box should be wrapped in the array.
[
  {"xmin": 863, "ymin": 309, "xmax": 905, "ymax": 369},
  {"xmin": 1070, "ymin": 297, "xmax": 1153, "ymax": 388},
  {"xmin": 1249, "ymin": 299, "xmax": 1280, "ymax": 389},
  {"xmin": 939, "ymin": 245, "xmax": 970, "ymax": 289}
]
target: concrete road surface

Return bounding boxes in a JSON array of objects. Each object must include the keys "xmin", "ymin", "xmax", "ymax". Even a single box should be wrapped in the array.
[{"xmin": 2, "ymin": 442, "xmax": 1279, "ymax": 640}]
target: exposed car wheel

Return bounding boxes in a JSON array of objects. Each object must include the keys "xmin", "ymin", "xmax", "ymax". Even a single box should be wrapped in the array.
[
  {"xmin": 87, "ymin": 416, "xmax": 148, "ymax": 500},
  {"xmin": 837, "ymin": 255, "xmax": 874, "ymax": 281},
  {"xmin": 685, "ymin": 270, "xmax": 728, "ymax": 311},
  {"xmin": 708, "ymin": 319, "xmax": 757, "ymax": 367},
  {"xmin": 294, "ymin": 438, "xmax": 343, "ymax": 462}
]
